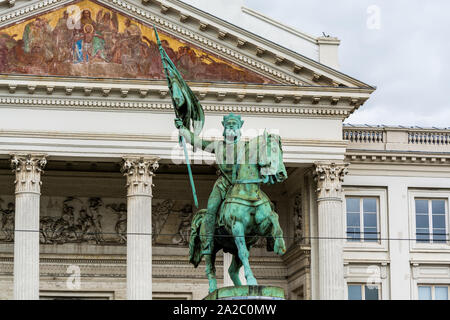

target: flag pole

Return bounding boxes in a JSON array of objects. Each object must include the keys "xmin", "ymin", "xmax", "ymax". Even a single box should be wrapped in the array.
[{"xmin": 153, "ymin": 26, "xmax": 199, "ymax": 208}]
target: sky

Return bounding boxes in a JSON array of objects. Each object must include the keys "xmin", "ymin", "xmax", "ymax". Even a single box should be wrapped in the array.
[{"xmin": 244, "ymin": 0, "xmax": 450, "ymax": 128}]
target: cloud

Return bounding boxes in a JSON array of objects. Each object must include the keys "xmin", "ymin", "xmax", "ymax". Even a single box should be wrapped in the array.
[{"xmin": 244, "ymin": 0, "xmax": 450, "ymax": 127}]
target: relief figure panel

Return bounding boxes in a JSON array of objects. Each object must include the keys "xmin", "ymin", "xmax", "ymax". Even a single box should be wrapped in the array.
[{"xmin": 0, "ymin": 195, "xmax": 193, "ymax": 246}]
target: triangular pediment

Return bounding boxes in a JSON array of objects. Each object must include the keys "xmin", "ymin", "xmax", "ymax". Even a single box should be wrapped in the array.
[
  {"xmin": 0, "ymin": 0, "xmax": 276, "ymax": 84},
  {"xmin": 0, "ymin": 0, "xmax": 375, "ymax": 90}
]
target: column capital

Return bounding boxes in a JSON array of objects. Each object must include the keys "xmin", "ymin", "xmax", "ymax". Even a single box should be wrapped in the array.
[
  {"xmin": 10, "ymin": 154, "xmax": 47, "ymax": 172},
  {"xmin": 121, "ymin": 157, "xmax": 159, "ymax": 197},
  {"xmin": 11, "ymin": 154, "xmax": 47, "ymax": 194},
  {"xmin": 313, "ymin": 162, "xmax": 349, "ymax": 201}
]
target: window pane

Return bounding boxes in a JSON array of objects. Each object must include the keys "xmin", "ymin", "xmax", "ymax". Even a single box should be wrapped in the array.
[
  {"xmin": 365, "ymin": 286, "xmax": 379, "ymax": 300},
  {"xmin": 432, "ymin": 200, "xmax": 446, "ymax": 214},
  {"xmin": 348, "ymin": 285, "xmax": 362, "ymax": 300},
  {"xmin": 416, "ymin": 214, "xmax": 429, "ymax": 229},
  {"xmin": 347, "ymin": 212, "xmax": 360, "ymax": 227},
  {"xmin": 432, "ymin": 214, "xmax": 446, "ymax": 229},
  {"xmin": 415, "ymin": 200, "xmax": 428, "ymax": 214},
  {"xmin": 416, "ymin": 228, "xmax": 430, "ymax": 243},
  {"xmin": 347, "ymin": 227, "xmax": 360, "ymax": 241},
  {"xmin": 363, "ymin": 198, "xmax": 377, "ymax": 213},
  {"xmin": 432, "ymin": 229, "xmax": 447, "ymax": 243},
  {"xmin": 346, "ymin": 198, "xmax": 360, "ymax": 213},
  {"xmin": 364, "ymin": 213, "xmax": 377, "ymax": 228},
  {"xmin": 435, "ymin": 287, "xmax": 449, "ymax": 300},
  {"xmin": 418, "ymin": 286, "xmax": 432, "ymax": 300},
  {"xmin": 364, "ymin": 227, "xmax": 378, "ymax": 242}
]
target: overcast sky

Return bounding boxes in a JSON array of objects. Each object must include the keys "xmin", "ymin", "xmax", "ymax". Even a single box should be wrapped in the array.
[{"xmin": 244, "ymin": 0, "xmax": 450, "ymax": 128}]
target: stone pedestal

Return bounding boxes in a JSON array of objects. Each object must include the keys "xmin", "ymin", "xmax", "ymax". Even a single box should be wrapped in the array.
[
  {"xmin": 122, "ymin": 157, "xmax": 159, "ymax": 300},
  {"xmin": 11, "ymin": 154, "xmax": 47, "ymax": 300},
  {"xmin": 314, "ymin": 162, "xmax": 348, "ymax": 300},
  {"xmin": 204, "ymin": 285, "xmax": 285, "ymax": 300}
]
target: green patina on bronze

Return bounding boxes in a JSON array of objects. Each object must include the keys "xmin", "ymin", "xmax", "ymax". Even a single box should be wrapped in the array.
[
  {"xmin": 204, "ymin": 285, "xmax": 285, "ymax": 300},
  {"xmin": 155, "ymin": 27, "xmax": 288, "ymax": 294}
]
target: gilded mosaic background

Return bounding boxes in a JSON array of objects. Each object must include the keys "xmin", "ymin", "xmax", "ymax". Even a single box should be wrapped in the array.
[{"xmin": 0, "ymin": 0, "xmax": 274, "ymax": 83}]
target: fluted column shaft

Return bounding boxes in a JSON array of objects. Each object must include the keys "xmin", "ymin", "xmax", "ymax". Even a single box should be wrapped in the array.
[
  {"xmin": 314, "ymin": 162, "xmax": 348, "ymax": 300},
  {"xmin": 11, "ymin": 154, "xmax": 47, "ymax": 300},
  {"xmin": 122, "ymin": 157, "xmax": 159, "ymax": 300}
]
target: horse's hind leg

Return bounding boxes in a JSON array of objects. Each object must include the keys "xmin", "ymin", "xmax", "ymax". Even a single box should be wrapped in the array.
[
  {"xmin": 232, "ymin": 222, "xmax": 257, "ymax": 286},
  {"xmin": 228, "ymin": 254, "xmax": 243, "ymax": 286},
  {"xmin": 205, "ymin": 252, "xmax": 217, "ymax": 293}
]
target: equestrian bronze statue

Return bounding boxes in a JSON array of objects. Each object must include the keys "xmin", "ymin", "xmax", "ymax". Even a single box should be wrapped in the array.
[{"xmin": 155, "ymin": 27, "xmax": 288, "ymax": 293}]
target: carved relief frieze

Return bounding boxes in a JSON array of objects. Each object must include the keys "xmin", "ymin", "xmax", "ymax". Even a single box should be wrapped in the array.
[
  {"xmin": 0, "ymin": 197, "xmax": 14, "ymax": 242},
  {"xmin": 0, "ymin": 195, "xmax": 194, "ymax": 246},
  {"xmin": 293, "ymin": 194, "xmax": 303, "ymax": 244}
]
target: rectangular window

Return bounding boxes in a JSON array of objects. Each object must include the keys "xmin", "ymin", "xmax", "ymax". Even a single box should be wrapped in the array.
[
  {"xmin": 348, "ymin": 284, "xmax": 380, "ymax": 300},
  {"xmin": 346, "ymin": 197, "xmax": 379, "ymax": 242},
  {"xmin": 415, "ymin": 199, "xmax": 448, "ymax": 244},
  {"xmin": 418, "ymin": 285, "xmax": 449, "ymax": 300}
]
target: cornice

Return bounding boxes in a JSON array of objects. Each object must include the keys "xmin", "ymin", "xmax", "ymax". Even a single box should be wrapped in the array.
[
  {"xmin": 282, "ymin": 245, "xmax": 311, "ymax": 265},
  {"xmin": 346, "ymin": 151, "xmax": 450, "ymax": 165},
  {"xmin": 0, "ymin": 0, "xmax": 15, "ymax": 7},
  {"xmin": 0, "ymin": 129, "xmax": 348, "ymax": 148},
  {"xmin": 0, "ymin": 0, "xmax": 375, "ymax": 90},
  {"xmin": 0, "ymin": 96, "xmax": 358, "ymax": 119},
  {"xmin": 241, "ymin": 6, "xmax": 317, "ymax": 44},
  {"xmin": 0, "ymin": 77, "xmax": 371, "ymax": 119}
]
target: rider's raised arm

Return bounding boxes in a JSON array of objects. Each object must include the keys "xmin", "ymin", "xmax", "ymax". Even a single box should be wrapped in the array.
[{"xmin": 176, "ymin": 119, "xmax": 216, "ymax": 153}]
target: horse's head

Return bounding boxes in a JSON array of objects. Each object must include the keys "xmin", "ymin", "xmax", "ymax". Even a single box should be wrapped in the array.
[
  {"xmin": 272, "ymin": 134, "xmax": 288, "ymax": 183},
  {"xmin": 259, "ymin": 134, "xmax": 288, "ymax": 184}
]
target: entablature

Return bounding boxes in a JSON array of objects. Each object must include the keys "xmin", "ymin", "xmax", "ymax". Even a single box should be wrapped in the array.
[{"xmin": 0, "ymin": 77, "xmax": 372, "ymax": 119}]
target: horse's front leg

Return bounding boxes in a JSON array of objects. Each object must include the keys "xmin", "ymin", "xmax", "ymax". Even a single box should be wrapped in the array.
[
  {"xmin": 205, "ymin": 253, "xmax": 217, "ymax": 293},
  {"xmin": 232, "ymin": 221, "xmax": 257, "ymax": 286}
]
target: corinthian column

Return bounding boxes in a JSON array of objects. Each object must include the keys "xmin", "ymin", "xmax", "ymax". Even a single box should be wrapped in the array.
[
  {"xmin": 122, "ymin": 157, "xmax": 159, "ymax": 300},
  {"xmin": 314, "ymin": 162, "xmax": 348, "ymax": 300},
  {"xmin": 11, "ymin": 154, "xmax": 47, "ymax": 300}
]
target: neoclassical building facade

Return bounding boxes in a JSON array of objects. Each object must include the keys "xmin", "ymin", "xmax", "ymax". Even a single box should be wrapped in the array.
[{"xmin": 0, "ymin": 0, "xmax": 448, "ymax": 300}]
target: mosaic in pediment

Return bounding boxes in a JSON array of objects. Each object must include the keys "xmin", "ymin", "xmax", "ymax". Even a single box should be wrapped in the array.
[{"xmin": 0, "ymin": 0, "xmax": 275, "ymax": 84}]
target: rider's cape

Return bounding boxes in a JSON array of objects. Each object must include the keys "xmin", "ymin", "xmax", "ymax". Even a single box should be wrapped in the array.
[
  {"xmin": 213, "ymin": 132, "xmax": 286, "ymax": 184},
  {"xmin": 255, "ymin": 132, "xmax": 286, "ymax": 184}
]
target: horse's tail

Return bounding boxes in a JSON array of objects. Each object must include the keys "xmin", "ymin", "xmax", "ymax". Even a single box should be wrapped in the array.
[{"xmin": 189, "ymin": 209, "xmax": 207, "ymax": 268}]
